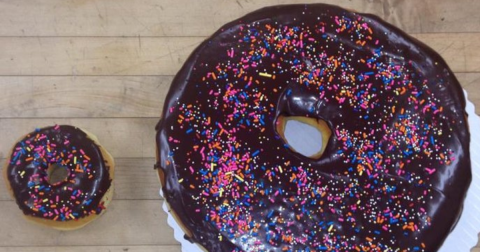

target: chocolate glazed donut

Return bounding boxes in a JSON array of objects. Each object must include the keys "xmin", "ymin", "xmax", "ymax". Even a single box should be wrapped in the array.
[
  {"xmin": 156, "ymin": 4, "xmax": 471, "ymax": 252},
  {"xmin": 4, "ymin": 125, "xmax": 113, "ymax": 229}
]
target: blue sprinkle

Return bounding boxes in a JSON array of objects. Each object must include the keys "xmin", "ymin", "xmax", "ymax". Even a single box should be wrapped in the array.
[{"xmin": 267, "ymin": 210, "xmax": 274, "ymax": 218}]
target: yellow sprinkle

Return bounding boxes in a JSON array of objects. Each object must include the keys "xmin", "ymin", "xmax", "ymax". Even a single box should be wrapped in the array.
[
  {"xmin": 225, "ymin": 172, "xmax": 233, "ymax": 176},
  {"xmin": 259, "ymin": 72, "xmax": 272, "ymax": 78},
  {"xmin": 69, "ymin": 214, "xmax": 75, "ymax": 220},
  {"xmin": 74, "ymin": 156, "xmax": 77, "ymax": 164},
  {"xmin": 219, "ymin": 188, "xmax": 224, "ymax": 197},
  {"xmin": 234, "ymin": 174, "xmax": 244, "ymax": 182},
  {"xmin": 211, "ymin": 163, "xmax": 216, "ymax": 171},
  {"xmin": 218, "ymin": 234, "xmax": 223, "ymax": 241},
  {"xmin": 178, "ymin": 178, "xmax": 184, "ymax": 183},
  {"xmin": 43, "ymin": 199, "xmax": 48, "ymax": 202},
  {"xmin": 26, "ymin": 147, "xmax": 31, "ymax": 151},
  {"xmin": 20, "ymin": 171, "xmax": 25, "ymax": 177},
  {"xmin": 278, "ymin": 166, "xmax": 283, "ymax": 173},
  {"xmin": 328, "ymin": 225, "xmax": 333, "ymax": 232}
]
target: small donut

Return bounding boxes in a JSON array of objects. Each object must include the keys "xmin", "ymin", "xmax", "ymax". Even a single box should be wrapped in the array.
[
  {"xmin": 3, "ymin": 125, "xmax": 114, "ymax": 230},
  {"xmin": 155, "ymin": 4, "xmax": 470, "ymax": 251}
]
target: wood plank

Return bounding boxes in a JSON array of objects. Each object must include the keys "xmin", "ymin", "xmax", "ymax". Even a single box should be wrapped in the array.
[
  {"xmin": 0, "ymin": 200, "xmax": 178, "ymax": 246},
  {"xmin": 1, "ymin": 0, "xmax": 480, "ymax": 37},
  {"xmin": 0, "ymin": 36, "xmax": 203, "ymax": 76},
  {"xmin": 0, "ymin": 158, "xmax": 161, "ymax": 201},
  {"xmin": 0, "ymin": 34, "xmax": 479, "ymax": 76},
  {"xmin": 112, "ymin": 158, "xmax": 160, "ymax": 200},
  {"xmin": 0, "ymin": 0, "xmax": 381, "ymax": 37},
  {"xmin": 379, "ymin": 0, "xmax": 480, "ymax": 34},
  {"xmin": 0, "ymin": 118, "xmax": 157, "ymax": 159},
  {"xmin": 0, "ymin": 76, "xmax": 170, "ymax": 118},
  {"xmin": 0, "ymin": 37, "xmax": 200, "ymax": 76},
  {"xmin": 0, "ymin": 246, "xmax": 181, "ymax": 252},
  {"xmin": 0, "ymin": 74, "xmax": 478, "ymax": 118}
]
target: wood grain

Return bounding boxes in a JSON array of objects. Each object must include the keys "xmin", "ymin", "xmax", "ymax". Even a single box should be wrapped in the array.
[
  {"xmin": 0, "ymin": 246, "xmax": 181, "ymax": 252},
  {"xmin": 0, "ymin": 158, "xmax": 161, "ymax": 201},
  {"xmin": 1, "ymin": 0, "xmax": 479, "ymax": 37},
  {"xmin": 0, "ymin": 37, "xmax": 203, "ymax": 76},
  {"xmin": 0, "ymin": 34, "xmax": 479, "ymax": 76},
  {"xmin": 0, "ymin": 118, "xmax": 157, "ymax": 159},
  {"xmin": 0, "ymin": 200, "xmax": 178, "ymax": 246},
  {"xmin": 0, "ymin": 76, "xmax": 171, "ymax": 118}
]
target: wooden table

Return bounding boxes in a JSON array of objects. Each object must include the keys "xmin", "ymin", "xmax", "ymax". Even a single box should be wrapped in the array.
[{"xmin": 0, "ymin": 0, "xmax": 479, "ymax": 251}]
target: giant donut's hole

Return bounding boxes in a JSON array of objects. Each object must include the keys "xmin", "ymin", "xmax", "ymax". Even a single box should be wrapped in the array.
[
  {"xmin": 46, "ymin": 164, "xmax": 70, "ymax": 185},
  {"xmin": 276, "ymin": 115, "xmax": 332, "ymax": 159}
]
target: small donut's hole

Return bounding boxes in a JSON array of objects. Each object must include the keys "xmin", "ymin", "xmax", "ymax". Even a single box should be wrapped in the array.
[
  {"xmin": 47, "ymin": 164, "xmax": 70, "ymax": 185},
  {"xmin": 276, "ymin": 115, "xmax": 332, "ymax": 159}
]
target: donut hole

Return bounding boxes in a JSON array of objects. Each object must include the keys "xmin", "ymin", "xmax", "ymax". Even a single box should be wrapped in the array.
[
  {"xmin": 276, "ymin": 115, "xmax": 331, "ymax": 159},
  {"xmin": 46, "ymin": 163, "xmax": 70, "ymax": 186}
]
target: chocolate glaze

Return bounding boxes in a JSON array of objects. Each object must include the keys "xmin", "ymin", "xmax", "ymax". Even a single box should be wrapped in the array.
[
  {"xmin": 156, "ymin": 4, "xmax": 471, "ymax": 252},
  {"xmin": 6, "ymin": 125, "xmax": 112, "ymax": 220}
]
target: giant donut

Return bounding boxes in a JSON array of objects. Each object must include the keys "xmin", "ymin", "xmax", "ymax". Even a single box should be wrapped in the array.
[{"xmin": 155, "ymin": 4, "xmax": 471, "ymax": 251}]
